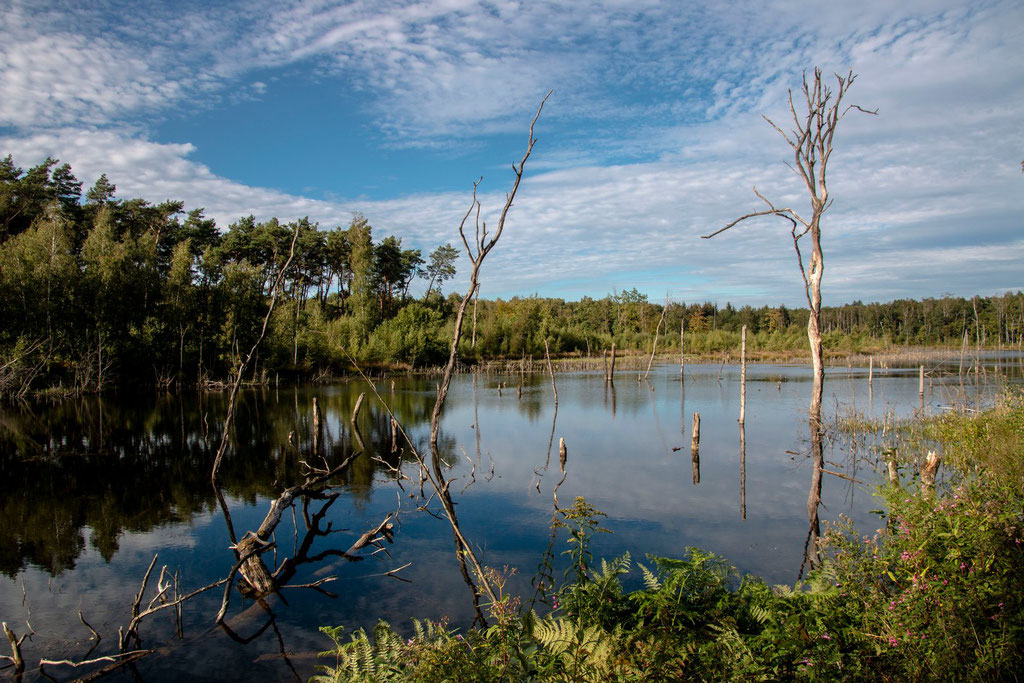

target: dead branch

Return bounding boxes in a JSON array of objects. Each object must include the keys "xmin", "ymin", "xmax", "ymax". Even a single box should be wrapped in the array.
[
  {"xmin": 2, "ymin": 621, "xmax": 24, "ymax": 674},
  {"xmin": 211, "ymin": 222, "xmax": 300, "ymax": 485},
  {"xmin": 544, "ymin": 339, "xmax": 558, "ymax": 406},
  {"xmin": 821, "ymin": 468, "xmax": 864, "ymax": 485},
  {"xmin": 430, "ymin": 90, "xmax": 552, "ymax": 450},
  {"xmin": 39, "ymin": 650, "xmax": 153, "ymax": 679},
  {"xmin": 643, "ymin": 300, "xmax": 668, "ymax": 380},
  {"xmin": 229, "ymin": 451, "xmax": 361, "ymax": 599},
  {"xmin": 216, "ymin": 546, "xmax": 267, "ymax": 624}
]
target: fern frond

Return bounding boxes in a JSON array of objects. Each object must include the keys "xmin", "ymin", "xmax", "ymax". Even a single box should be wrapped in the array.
[{"xmin": 639, "ymin": 562, "xmax": 661, "ymax": 591}]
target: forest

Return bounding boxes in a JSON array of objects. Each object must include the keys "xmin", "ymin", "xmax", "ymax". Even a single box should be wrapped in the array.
[{"xmin": 2, "ymin": 152, "xmax": 1023, "ymax": 397}]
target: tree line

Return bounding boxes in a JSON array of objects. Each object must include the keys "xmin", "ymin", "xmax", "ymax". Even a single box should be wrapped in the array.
[{"xmin": 1, "ymin": 153, "xmax": 1020, "ymax": 396}]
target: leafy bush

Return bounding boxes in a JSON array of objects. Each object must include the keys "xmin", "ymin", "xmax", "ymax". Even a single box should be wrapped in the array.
[
  {"xmin": 818, "ymin": 475, "xmax": 1024, "ymax": 680},
  {"xmin": 365, "ymin": 303, "xmax": 448, "ymax": 367}
]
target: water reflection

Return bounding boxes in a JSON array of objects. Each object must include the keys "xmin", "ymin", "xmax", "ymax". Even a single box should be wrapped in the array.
[
  {"xmin": 0, "ymin": 354, "xmax": 1020, "ymax": 679},
  {"xmin": 0, "ymin": 385, "xmax": 455, "ymax": 577}
]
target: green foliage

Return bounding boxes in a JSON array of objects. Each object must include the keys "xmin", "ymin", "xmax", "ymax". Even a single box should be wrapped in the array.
[
  {"xmin": 818, "ymin": 474, "xmax": 1024, "ymax": 680},
  {"xmin": 366, "ymin": 303, "xmax": 447, "ymax": 367},
  {"xmin": 421, "ymin": 243, "xmax": 459, "ymax": 298},
  {"xmin": 924, "ymin": 392, "xmax": 1024, "ymax": 487},
  {"xmin": 554, "ymin": 496, "xmax": 611, "ymax": 587}
]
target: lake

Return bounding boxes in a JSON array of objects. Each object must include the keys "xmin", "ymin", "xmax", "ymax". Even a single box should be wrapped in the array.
[{"xmin": 1, "ymin": 354, "xmax": 1019, "ymax": 680}]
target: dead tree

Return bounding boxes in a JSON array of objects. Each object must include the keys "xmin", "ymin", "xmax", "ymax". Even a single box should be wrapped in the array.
[
  {"xmin": 703, "ymin": 68, "xmax": 875, "ymax": 553},
  {"xmin": 420, "ymin": 91, "xmax": 551, "ymax": 609},
  {"xmin": 429, "ymin": 91, "xmax": 551, "ymax": 451}
]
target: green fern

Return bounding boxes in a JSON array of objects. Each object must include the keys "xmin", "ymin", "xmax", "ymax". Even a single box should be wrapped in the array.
[
  {"xmin": 533, "ymin": 617, "xmax": 616, "ymax": 678},
  {"xmin": 312, "ymin": 621, "xmax": 410, "ymax": 682},
  {"xmin": 639, "ymin": 562, "xmax": 661, "ymax": 591}
]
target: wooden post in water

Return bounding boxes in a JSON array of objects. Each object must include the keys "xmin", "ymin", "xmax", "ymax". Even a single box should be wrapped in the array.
[
  {"xmin": 739, "ymin": 325, "xmax": 747, "ymax": 425},
  {"xmin": 691, "ymin": 412, "xmax": 700, "ymax": 457},
  {"xmin": 919, "ymin": 365, "xmax": 925, "ymax": 413},
  {"xmin": 691, "ymin": 412, "xmax": 700, "ymax": 484},
  {"xmin": 558, "ymin": 437, "xmax": 567, "ymax": 474},
  {"xmin": 390, "ymin": 416, "xmax": 399, "ymax": 453},
  {"xmin": 868, "ymin": 356, "xmax": 873, "ymax": 385},
  {"xmin": 602, "ymin": 350, "xmax": 609, "ymax": 382},
  {"xmin": 680, "ymin": 318, "xmax": 685, "ymax": 382},
  {"xmin": 312, "ymin": 396, "xmax": 322, "ymax": 454},
  {"xmin": 609, "ymin": 343, "xmax": 617, "ymax": 381},
  {"xmin": 351, "ymin": 392, "xmax": 365, "ymax": 423}
]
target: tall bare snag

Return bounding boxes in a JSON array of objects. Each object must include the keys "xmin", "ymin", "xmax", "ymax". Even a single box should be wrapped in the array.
[{"xmin": 703, "ymin": 68, "xmax": 875, "ymax": 558}]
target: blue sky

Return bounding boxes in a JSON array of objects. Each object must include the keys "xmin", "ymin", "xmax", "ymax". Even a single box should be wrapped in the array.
[{"xmin": 1, "ymin": 0, "xmax": 1021, "ymax": 306}]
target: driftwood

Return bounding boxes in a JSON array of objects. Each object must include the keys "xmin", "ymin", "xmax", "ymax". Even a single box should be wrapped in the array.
[
  {"xmin": 40, "ymin": 650, "xmax": 153, "ymax": 681},
  {"xmin": 230, "ymin": 453, "xmax": 360, "ymax": 600}
]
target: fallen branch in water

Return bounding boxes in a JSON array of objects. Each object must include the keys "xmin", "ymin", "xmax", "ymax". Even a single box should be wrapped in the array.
[{"xmin": 821, "ymin": 468, "xmax": 864, "ymax": 485}]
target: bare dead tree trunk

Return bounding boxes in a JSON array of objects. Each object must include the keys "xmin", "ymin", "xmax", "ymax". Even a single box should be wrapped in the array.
[
  {"xmin": 419, "ymin": 92, "xmax": 551, "ymax": 611},
  {"xmin": 643, "ymin": 302, "xmax": 667, "ymax": 380},
  {"xmin": 680, "ymin": 317, "xmax": 685, "ymax": 382},
  {"xmin": 702, "ymin": 68, "xmax": 874, "ymax": 559},
  {"xmin": 429, "ymin": 91, "xmax": 551, "ymax": 451},
  {"xmin": 471, "ymin": 282, "xmax": 480, "ymax": 349},
  {"xmin": 544, "ymin": 339, "xmax": 558, "ymax": 406},
  {"xmin": 739, "ymin": 324, "xmax": 747, "ymax": 425}
]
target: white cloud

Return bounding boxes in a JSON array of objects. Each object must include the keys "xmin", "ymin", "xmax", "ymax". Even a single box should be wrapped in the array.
[{"xmin": 1, "ymin": 0, "xmax": 1022, "ymax": 304}]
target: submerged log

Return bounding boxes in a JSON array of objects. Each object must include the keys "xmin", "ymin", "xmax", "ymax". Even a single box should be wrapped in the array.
[{"xmin": 228, "ymin": 455, "xmax": 358, "ymax": 599}]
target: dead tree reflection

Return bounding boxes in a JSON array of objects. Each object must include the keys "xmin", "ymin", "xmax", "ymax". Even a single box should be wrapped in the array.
[{"xmin": 739, "ymin": 422, "xmax": 747, "ymax": 520}]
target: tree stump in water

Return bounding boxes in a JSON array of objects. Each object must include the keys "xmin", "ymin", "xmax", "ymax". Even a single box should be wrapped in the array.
[{"xmin": 920, "ymin": 450, "xmax": 940, "ymax": 494}]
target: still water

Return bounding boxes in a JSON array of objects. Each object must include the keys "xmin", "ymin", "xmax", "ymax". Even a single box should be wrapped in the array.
[{"xmin": 0, "ymin": 357, "xmax": 1018, "ymax": 680}]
